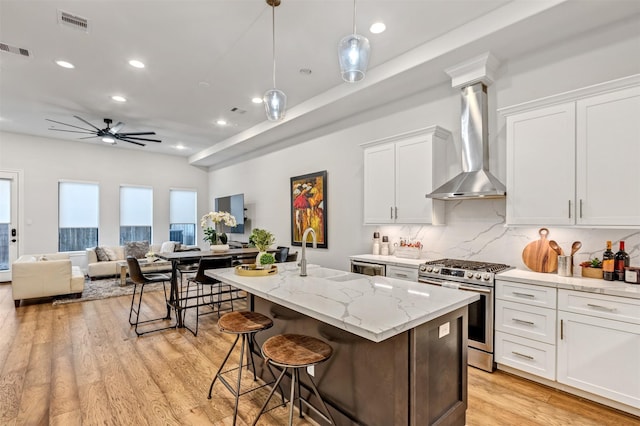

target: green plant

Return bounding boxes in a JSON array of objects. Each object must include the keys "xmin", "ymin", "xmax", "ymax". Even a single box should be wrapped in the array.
[
  {"xmin": 579, "ymin": 257, "xmax": 602, "ymax": 268},
  {"xmin": 258, "ymin": 252, "xmax": 275, "ymax": 265},
  {"xmin": 249, "ymin": 228, "xmax": 275, "ymax": 252}
]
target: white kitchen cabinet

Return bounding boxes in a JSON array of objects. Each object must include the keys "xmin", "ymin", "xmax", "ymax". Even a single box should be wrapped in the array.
[
  {"xmin": 386, "ymin": 264, "xmax": 418, "ymax": 281},
  {"xmin": 502, "ymin": 76, "xmax": 640, "ymax": 226},
  {"xmin": 557, "ymin": 289, "xmax": 640, "ymax": 408},
  {"xmin": 362, "ymin": 126, "xmax": 451, "ymax": 225}
]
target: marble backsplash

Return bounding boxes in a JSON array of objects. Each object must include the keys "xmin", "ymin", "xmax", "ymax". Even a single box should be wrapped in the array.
[{"xmin": 375, "ymin": 199, "xmax": 640, "ymax": 273}]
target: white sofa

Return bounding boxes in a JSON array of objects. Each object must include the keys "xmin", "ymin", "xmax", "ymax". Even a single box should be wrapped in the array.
[{"xmin": 12, "ymin": 253, "xmax": 85, "ymax": 307}]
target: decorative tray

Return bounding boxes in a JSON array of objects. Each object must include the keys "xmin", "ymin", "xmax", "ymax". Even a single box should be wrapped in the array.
[{"xmin": 235, "ymin": 264, "xmax": 278, "ymax": 277}]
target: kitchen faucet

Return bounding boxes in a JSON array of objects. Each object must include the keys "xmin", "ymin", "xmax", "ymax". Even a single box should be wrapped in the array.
[{"xmin": 299, "ymin": 227, "xmax": 317, "ymax": 276}]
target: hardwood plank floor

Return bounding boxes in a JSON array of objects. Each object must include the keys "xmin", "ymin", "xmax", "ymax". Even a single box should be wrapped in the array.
[{"xmin": 1, "ymin": 282, "xmax": 638, "ymax": 425}]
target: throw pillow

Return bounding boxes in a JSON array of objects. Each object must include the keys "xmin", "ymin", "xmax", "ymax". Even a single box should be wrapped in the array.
[
  {"xmin": 103, "ymin": 247, "xmax": 118, "ymax": 261},
  {"xmin": 160, "ymin": 241, "xmax": 176, "ymax": 253},
  {"xmin": 125, "ymin": 241, "xmax": 150, "ymax": 259},
  {"xmin": 95, "ymin": 247, "xmax": 110, "ymax": 262}
]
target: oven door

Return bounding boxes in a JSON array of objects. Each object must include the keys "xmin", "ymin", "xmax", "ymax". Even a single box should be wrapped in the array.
[
  {"xmin": 418, "ymin": 278, "xmax": 494, "ymax": 354},
  {"xmin": 350, "ymin": 260, "xmax": 386, "ymax": 276}
]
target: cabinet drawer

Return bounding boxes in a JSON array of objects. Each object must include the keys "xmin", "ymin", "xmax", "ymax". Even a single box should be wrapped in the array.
[
  {"xmin": 558, "ymin": 290, "xmax": 640, "ymax": 324},
  {"xmin": 496, "ymin": 280, "xmax": 556, "ymax": 308},
  {"xmin": 386, "ymin": 265, "xmax": 418, "ymax": 281},
  {"xmin": 495, "ymin": 331, "xmax": 556, "ymax": 380},
  {"xmin": 495, "ymin": 300, "xmax": 556, "ymax": 344}
]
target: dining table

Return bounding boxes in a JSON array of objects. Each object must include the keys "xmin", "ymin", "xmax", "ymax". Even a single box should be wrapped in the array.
[{"xmin": 155, "ymin": 248, "xmax": 275, "ymax": 328}]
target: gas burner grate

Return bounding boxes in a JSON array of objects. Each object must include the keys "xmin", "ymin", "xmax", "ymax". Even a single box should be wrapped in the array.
[{"xmin": 422, "ymin": 258, "xmax": 511, "ymax": 273}]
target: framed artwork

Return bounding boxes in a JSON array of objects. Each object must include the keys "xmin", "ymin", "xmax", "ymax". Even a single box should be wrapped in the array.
[{"xmin": 290, "ymin": 170, "xmax": 327, "ymax": 248}]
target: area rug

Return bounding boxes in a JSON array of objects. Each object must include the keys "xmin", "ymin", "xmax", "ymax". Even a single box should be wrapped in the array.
[{"xmin": 52, "ymin": 278, "xmax": 166, "ymax": 305}]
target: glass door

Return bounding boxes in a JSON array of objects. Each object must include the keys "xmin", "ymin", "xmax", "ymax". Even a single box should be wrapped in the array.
[{"xmin": 0, "ymin": 171, "xmax": 19, "ymax": 282}]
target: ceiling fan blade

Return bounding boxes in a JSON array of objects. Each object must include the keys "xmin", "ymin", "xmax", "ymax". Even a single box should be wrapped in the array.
[
  {"xmin": 48, "ymin": 128, "xmax": 96, "ymax": 134},
  {"xmin": 119, "ymin": 136, "xmax": 162, "ymax": 143},
  {"xmin": 78, "ymin": 136, "xmax": 100, "ymax": 139},
  {"xmin": 110, "ymin": 122, "xmax": 125, "ymax": 134},
  {"xmin": 121, "ymin": 139, "xmax": 146, "ymax": 147},
  {"xmin": 73, "ymin": 115, "xmax": 102, "ymax": 131},
  {"xmin": 117, "ymin": 131, "xmax": 156, "ymax": 136},
  {"xmin": 46, "ymin": 119, "xmax": 95, "ymax": 132}
]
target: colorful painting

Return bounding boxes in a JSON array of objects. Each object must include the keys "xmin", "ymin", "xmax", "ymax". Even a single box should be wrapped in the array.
[{"xmin": 290, "ymin": 170, "xmax": 327, "ymax": 248}]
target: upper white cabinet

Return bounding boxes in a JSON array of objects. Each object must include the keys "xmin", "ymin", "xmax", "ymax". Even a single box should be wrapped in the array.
[
  {"xmin": 502, "ymin": 75, "xmax": 640, "ymax": 226},
  {"xmin": 362, "ymin": 126, "xmax": 451, "ymax": 225}
]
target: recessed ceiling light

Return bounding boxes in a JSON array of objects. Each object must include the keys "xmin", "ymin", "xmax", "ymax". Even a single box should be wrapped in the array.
[
  {"xmin": 299, "ymin": 68, "xmax": 312, "ymax": 75},
  {"xmin": 216, "ymin": 119, "xmax": 228, "ymax": 126},
  {"xmin": 111, "ymin": 95, "xmax": 127, "ymax": 102},
  {"xmin": 251, "ymin": 97, "xmax": 263, "ymax": 104},
  {"xmin": 174, "ymin": 144, "xmax": 187, "ymax": 150},
  {"xmin": 55, "ymin": 60, "xmax": 75, "ymax": 69},
  {"xmin": 128, "ymin": 59, "xmax": 145, "ymax": 68},
  {"xmin": 370, "ymin": 22, "xmax": 386, "ymax": 34}
]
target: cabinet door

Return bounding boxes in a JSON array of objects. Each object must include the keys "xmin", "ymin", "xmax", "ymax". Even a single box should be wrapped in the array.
[
  {"xmin": 363, "ymin": 143, "xmax": 395, "ymax": 224},
  {"xmin": 506, "ymin": 103, "xmax": 575, "ymax": 225},
  {"xmin": 576, "ymin": 86, "xmax": 640, "ymax": 226},
  {"xmin": 557, "ymin": 311, "xmax": 640, "ymax": 408},
  {"xmin": 395, "ymin": 137, "xmax": 433, "ymax": 224}
]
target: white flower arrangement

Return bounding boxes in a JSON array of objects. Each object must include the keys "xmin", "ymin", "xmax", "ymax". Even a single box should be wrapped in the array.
[{"xmin": 201, "ymin": 211, "xmax": 237, "ymax": 245}]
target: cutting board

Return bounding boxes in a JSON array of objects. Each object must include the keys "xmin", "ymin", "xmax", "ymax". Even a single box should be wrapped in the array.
[{"xmin": 522, "ymin": 228, "xmax": 558, "ymax": 273}]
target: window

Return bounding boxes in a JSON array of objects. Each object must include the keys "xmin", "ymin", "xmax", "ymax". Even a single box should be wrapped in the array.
[
  {"xmin": 169, "ymin": 189, "xmax": 196, "ymax": 245},
  {"xmin": 59, "ymin": 181, "xmax": 99, "ymax": 252},
  {"xmin": 120, "ymin": 186, "xmax": 152, "ymax": 244}
]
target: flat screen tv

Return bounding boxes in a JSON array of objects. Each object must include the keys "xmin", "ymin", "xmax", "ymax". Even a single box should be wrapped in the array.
[{"xmin": 214, "ymin": 193, "xmax": 245, "ymax": 234}]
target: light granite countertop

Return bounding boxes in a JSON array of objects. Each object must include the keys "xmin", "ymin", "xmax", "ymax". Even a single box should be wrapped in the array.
[
  {"xmin": 208, "ymin": 263, "xmax": 478, "ymax": 343},
  {"xmin": 498, "ymin": 268, "xmax": 640, "ymax": 300},
  {"xmin": 349, "ymin": 254, "xmax": 426, "ymax": 268}
]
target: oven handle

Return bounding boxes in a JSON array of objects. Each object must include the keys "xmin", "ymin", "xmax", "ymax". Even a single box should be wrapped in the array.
[{"xmin": 418, "ymin": 278, "xmax": 492, "ymax": 294}]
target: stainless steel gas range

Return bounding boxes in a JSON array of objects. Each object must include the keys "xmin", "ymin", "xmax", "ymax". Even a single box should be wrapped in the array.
[{"xmin": 418, "ymin": 259, "xmax": 512, "ymax": 372}]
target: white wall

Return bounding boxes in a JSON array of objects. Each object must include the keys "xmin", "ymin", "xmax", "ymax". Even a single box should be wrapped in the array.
[
  {"xmin": 209, "ymin": 16, "xmax": 640, "ymax": 272},
  {"xmin": 0, "ymin": 132, "xmax": 209, "ymax": 260}
]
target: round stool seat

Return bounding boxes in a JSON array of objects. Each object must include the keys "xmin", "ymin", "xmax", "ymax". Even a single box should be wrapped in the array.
[
  {"xmin": 217, "ymin": 311, "xmax": 273, "ymax": 334},
  {"xmin": 262, "ymin": 334, "xmax": 333, "ymax": 367}
]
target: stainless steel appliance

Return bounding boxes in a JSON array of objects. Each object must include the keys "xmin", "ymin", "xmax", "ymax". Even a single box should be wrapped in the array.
[
  {"xmin": 351, "ymin": 260, "xmax": 386, "ymax": 276},
  {"xmin": 418, "ymin": 258, "xmax": 511, "ymax": 372}
]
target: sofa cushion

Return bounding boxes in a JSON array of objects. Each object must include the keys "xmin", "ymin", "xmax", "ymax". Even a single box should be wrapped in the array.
[
  {"xmin": 124, "ymin": 241, "xmax": 149, "ymax": 259},
  {"xmin": 103, "ymin": 247, "xmax": 118, "ymax": 261},
  {"xmin": 95, "ymin": 247, "xmax": 110, "ymax": 262}
]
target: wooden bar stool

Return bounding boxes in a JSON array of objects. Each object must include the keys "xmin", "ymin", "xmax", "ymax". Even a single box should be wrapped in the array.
[
  {"xmin": 208, "ymin": 311, "xmax": 282, "ymax": 426},
  {"xmin": 252, "ymin": 334, "xmax": 335, "ymax": 426}
]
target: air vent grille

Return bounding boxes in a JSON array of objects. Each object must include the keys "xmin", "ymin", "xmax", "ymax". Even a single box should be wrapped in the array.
[
  {"xmin": 230, "ymin": 107, "xmax": 247, "ymax": 114},
  {"xmin": 57, "ymin": 10, "xmax": 89, "ymax": 32},
  {"xmin": 0, "ymin": 43, "xmax": 30, "ymax": 57}
]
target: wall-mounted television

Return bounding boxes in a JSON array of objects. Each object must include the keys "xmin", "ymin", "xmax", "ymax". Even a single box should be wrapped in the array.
[{"xmin": 214, "ymin": 193, "xmax": 245, "ymax": 234}]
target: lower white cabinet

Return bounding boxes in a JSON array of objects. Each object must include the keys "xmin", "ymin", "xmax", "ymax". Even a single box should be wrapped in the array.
[
  {"xmin": 386, "ymin": 264, "xmax": 418, "ymax": 282},
  {"xmin": 495, "ymin": 331, "xmax": 556, "ymax": 380},
  {"xmin": 557, "ymin": 290, "xmax": 640, "ymax": 409}
]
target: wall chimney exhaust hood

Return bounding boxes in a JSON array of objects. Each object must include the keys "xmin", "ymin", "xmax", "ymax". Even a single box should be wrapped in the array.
[{"xmin": 426, "ymin": 52, "xmax": 506, "ymax": 200}]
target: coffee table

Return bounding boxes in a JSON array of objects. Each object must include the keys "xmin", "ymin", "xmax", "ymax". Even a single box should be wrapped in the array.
[{"xmin": 117, "ymin": 258, "xmax": 172, "ymax": 286}]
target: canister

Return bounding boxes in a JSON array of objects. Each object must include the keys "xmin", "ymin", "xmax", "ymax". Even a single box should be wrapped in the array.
[
  {"xmin": 624, "ymin": 266, "xmax": 640, "ymax": 284},
  {"xmin": 557, "ymin": 255, "xmax": 573, "ymax": 277}
]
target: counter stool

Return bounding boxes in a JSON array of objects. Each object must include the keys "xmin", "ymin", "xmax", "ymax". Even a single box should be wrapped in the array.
[
  {"xmin": 252, "ymin": 334, "xmax": 335, "ymax": 426},
  {"xmin": 208, "ymin": 311, "xmax": 282, "ymax": 425}
]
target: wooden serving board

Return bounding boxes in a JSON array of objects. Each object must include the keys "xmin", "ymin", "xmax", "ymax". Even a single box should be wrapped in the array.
[{"xmin": 522, "ymin": 228, "xmax": 558, "ymax": 273}]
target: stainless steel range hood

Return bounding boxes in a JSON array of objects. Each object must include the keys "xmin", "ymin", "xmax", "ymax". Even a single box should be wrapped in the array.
[{"xmin": 426, "ymin": 82, "xmax": 506, "ymax": 200}]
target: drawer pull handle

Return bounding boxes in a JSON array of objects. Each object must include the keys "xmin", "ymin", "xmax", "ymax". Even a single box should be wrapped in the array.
[
  {"xmin": 512, "ymin": 351, "xmax": 534, "ymax": 360},
  {"xmin": 512, "ymin": 292, "xmax": 535, "ymax": 299},
  {"xmin": 512, "ymin": 318, "xmax": 535, "ymax": 326},
  {"xmin": 587, "ymin": 303, "xmax": 617, "ymax": 312},
  {"xmin": 395, "ymin": 273, "xmax": 408, "ymax": 278}
]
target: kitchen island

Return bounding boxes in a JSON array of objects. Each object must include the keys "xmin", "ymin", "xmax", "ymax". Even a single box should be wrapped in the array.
[{"xmin": 208, "ymin": 263, "xmax": 479, "ymax": 425}]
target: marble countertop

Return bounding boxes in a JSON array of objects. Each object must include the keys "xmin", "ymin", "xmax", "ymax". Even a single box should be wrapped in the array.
[
  {"xmin": 208, "ymin": 263, "xmax": 478, "ymax": 343},
  {"xmin": 349, "ymin": 254, "xmax": 426, "ymax": 268},
  {"xmin": 498, "ymin": 268, "xmax": 640, "ymax": 299}
]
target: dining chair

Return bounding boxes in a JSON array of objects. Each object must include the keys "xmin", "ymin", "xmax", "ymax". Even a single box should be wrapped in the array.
[{"xmin": 127, "ymin": 256, "xmax": 175, "ymax": 336}]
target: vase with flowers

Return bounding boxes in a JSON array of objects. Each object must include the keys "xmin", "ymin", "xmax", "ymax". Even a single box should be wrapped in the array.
[
  {"xmin": 201, "ymin": 211, "xmax": 237, "ymax": 252},
  {"xmin": 249, "ymin": 228, "xmax": 276, "ymax": 268}
]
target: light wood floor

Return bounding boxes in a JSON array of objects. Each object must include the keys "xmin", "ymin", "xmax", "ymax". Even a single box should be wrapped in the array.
[{"xmin": 1, "ymin": 283, "xmax": 638, "ymax": 426}]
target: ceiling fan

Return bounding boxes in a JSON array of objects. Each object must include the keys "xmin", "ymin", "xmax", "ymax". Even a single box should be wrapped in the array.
[{"xmin": 46, "ymin": 115, "xmax": 161, "ymax": 146}]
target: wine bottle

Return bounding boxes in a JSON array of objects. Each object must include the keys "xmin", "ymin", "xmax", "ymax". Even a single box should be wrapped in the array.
[
  {"xmin": 614, "ymin": 241, "xmax": 630, "ymax": 281},
  {"xmin": 602, "ymin": 240, "xmax": 615, "ymax": 281}
]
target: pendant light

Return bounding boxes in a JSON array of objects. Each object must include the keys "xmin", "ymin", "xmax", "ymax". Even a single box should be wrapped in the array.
[
  {"xmin": 338, "ymin": 0, "xmax": 370, "ymax": 83},
  {"xmin": 263, "ymin": 0, "xmax": 286, "ymax": 121}
]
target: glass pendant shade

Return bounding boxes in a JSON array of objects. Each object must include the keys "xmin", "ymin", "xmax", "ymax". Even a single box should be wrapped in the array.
[
  {"xmin": 263, "ymin": 88, "xmax": 287, "ymax": 121},
  {"xmin": 338, "ymin": 33, "xmax": 370, "ymax": 82}
]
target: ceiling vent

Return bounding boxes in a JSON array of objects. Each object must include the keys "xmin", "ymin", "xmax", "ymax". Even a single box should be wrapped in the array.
[
  {"xmin": 0, "ymin": 43, "xmax": 30, "ymax": 57},
  {"xmin": 57, "ymin": 10, "xmax": 89, "ymax": 32},
  {"xmin": 230, "ymin": 107, "xmax": 247, "ymax": 114}
]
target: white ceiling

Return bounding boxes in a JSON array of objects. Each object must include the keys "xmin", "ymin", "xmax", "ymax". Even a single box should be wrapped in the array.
[{"xmin": 1, "ymin": 1, "xmax": 639, "ymax": 168}]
